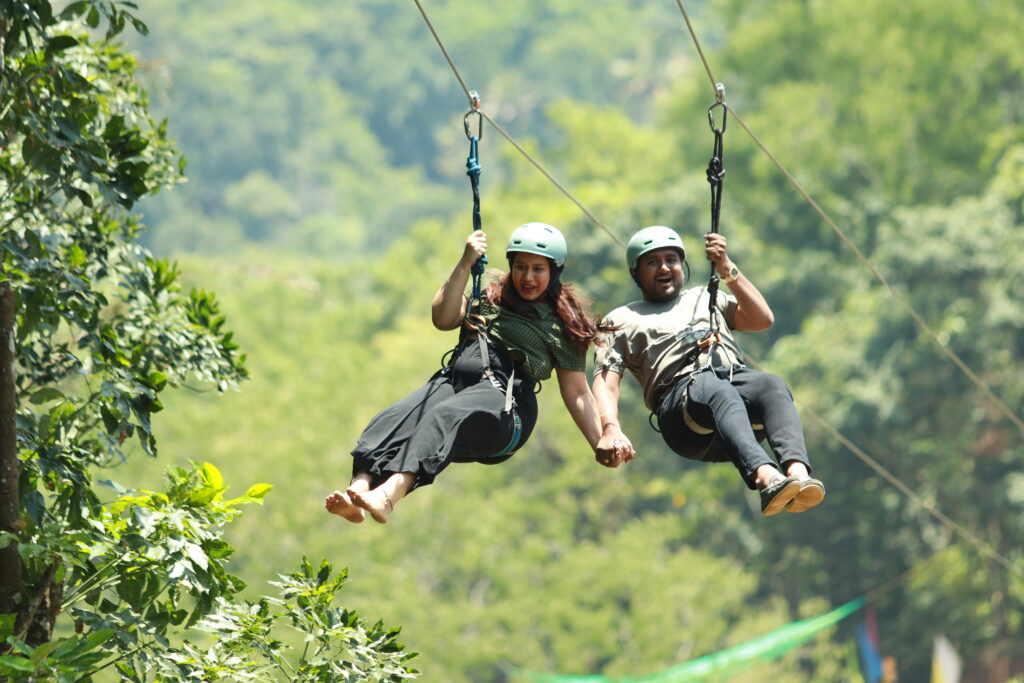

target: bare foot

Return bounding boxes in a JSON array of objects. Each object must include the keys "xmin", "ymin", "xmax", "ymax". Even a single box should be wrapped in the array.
[
  {"xmin": 351, "ymin": 488, "xmax": 394, "ymax": 524},
  {"xmin": 324, "ymin": 490, "xmax": 364, "ymax": 523}
]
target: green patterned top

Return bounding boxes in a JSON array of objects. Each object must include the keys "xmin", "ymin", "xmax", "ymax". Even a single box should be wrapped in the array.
[{"xmin": 474, "ymin": 299, "xmax": 586, "ymax": 381}]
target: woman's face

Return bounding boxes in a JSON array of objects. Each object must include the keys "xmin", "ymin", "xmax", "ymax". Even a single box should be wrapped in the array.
[{"xmin": 510, "ymin": 252, "xmax": 551, "ymax": 301}]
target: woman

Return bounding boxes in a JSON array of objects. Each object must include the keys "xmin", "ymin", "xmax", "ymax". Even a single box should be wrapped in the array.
[{"xmin": 325, "ymin": 223, "xmax": 633, "ymax": 523}]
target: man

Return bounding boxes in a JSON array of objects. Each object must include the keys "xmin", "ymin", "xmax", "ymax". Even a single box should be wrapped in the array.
[{"xmin": 591, "ymin": 225, "xmax": 824, "ymax": 516}]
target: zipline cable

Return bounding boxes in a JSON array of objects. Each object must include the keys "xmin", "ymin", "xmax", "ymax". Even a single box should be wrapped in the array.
[
  {"xmin": 479, "ymin": 111, "xmax": 625, "ymax": 248},
  {"xmin": 745, "ymin": 346, "xmax": 1020, "ymax": 575},
  {"xmin": 801, "ymin": 401, "xmax": 1020, "ymax": 576},
  {"xmin": 411, "ymin": 0, "xmax": 1020, "ymax": 577},
  {"xmin": 673, "ymin": 0, "xmax": 1024, "ymax": 437},
  {"xmin": 674, "ymin": 0, "xmax": 718, "ymax": 89},
  {"xmin": 412, "ymin": 0, "xmax": 474, "ymax": 106},
  {"xmin": 411, "ymin": 0, "xmax": 625, "ymax": 248}
]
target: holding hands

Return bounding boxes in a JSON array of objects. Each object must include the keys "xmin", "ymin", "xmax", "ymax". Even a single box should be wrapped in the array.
[{"xmin": 595, "ymin": 427, "xmax": 635, "ymax": 468}]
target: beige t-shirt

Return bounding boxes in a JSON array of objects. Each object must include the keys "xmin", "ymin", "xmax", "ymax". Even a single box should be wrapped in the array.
[{"xmin": 594, "ymin": 287, "xmax": 742, "ymax": 411}]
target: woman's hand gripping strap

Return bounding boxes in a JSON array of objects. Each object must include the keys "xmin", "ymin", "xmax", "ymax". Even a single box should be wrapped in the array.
[{"xmin": 465, "ymin": 92, "xmax": 487, "ymax": 306}]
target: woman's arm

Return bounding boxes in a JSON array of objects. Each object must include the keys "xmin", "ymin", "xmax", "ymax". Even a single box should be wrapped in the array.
[
  {"xmin": 592, "ymin": 369, "xmax": 635, "ymax": 464},
  {"xmin": 432, "ymin": 230, "xmax": 487, "ymax": 331},
  {"xmin": 557, "ymin": 368, "xmax": 634, "ymax": 467}
]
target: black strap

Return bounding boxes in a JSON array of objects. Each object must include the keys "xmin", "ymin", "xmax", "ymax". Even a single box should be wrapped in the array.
[
  {"xmin": 704, "ymin": 96, "xmax": 727, "ymax": 333},
  {"xmin": 465, "ymin": 94, "xmax": 487, "ymax": 306}
]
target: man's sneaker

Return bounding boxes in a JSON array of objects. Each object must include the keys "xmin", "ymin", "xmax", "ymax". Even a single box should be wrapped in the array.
[
  {"xmin": 787, "ymin": 478, "xmax": 826, "ymax": 513},
  {"xmin": 760, "ymin": 476, "xmax": 801, "ymax": 516}
]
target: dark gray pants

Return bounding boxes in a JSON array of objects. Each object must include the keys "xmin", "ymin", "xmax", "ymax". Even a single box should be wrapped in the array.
[
  {"xmin": 351, "ymin": 338, "xmax": 537, "ymax": 491},
  {"xmin": 658, "ymin": 366, "xmax": 811, "ymax": 489}
]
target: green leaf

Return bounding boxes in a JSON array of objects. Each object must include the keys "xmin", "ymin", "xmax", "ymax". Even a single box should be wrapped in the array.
[
  {"xmin": 0, "ymin": 656, "xmax": 36, "ymax": 674},
  {"xmin": 244, "ymin": 483, "xmax": 273, "ymax": 500},
  {"xmin": 29, "ymin": 387, "xmax": 64, "ymax": 404},
  {"xmin": 200, "ymin": 462, "xmax": 223, "ymax": 490},
  {"xmin": 0, "ymin": 613, "xmax": 16, "ymax": 641},
  {"xmin": 147, "ymin": 370, "xmax": 168, "ymax": 391},
  {"xmin": 203, "ymin": 538, "xmax": 234, "ymax": 560},
  {"xmin": 184, "ymin": 542, "xmax": 209, "ymax": 571},
  {"xmin": 30, "ymin": 639, "xmax": 60, "ymax": 666},
  {"xmin": 60, "ymin": 1, "xmax": 90, "ymax": 19},
  {"xmin": 55, "ymin": 116, "xmax": 84, "ymax": 143},
  {"xmin": 45, "ymin": 35, "xmax": 79, "ymax": 58},
  {"xmin": 73, "ymin": 628, "xmax": 116, "ymax": 656}
]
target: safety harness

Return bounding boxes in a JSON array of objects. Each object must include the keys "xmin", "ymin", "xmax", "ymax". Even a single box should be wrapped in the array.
[
  {"xmin": 695, "ymin": 82, "xmax": 728, "ymax": 365},
  {"xmin": 669, "ymin": 85, "xmax": 762, "ymax": 438},
  {"xmin": 451, "ymin": 94, "xmax": 523, "ymax": 458}
]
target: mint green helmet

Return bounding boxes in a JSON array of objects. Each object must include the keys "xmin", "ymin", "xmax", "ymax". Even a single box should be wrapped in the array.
[
  {"xmin": 626, "ymin": 225, "xmax": 685, "ymax": 269},
  {"xmin": 506, "ymin": 222, "xmax": 567, "ymax": 268}
]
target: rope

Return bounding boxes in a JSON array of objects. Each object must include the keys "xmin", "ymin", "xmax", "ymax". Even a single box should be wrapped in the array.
[
  {"xmin": 479, "ymin": 112, "xmax": 625, "ymax": 248},
  {"xmin": 703, "ymin": 99, "xmax": 726, "ymax": 335},
  {"xmin": 739, "ymin": 352, "xmax": 1021, "ymax": 576},
  {"xmin": 411, "ymin": 0, "xmax": 475, "ymax": 107},
  {"xmin": 801, "ymin": 400, "xmax": 1020, "ymax": 576},
  {"xmin": 466, "ymin": 131, "xmax": 487, "ymax": 301},
  {"xmin": 409, "ymin": 0, "xmax": 624, "ymax": 248},
  {"xmin": 672, "ymin": 2, "xmax": 1024, "ymax": 437},
  {"xmin": 674, "ymin": 0, "xmax": 718, "ymax": 90}
]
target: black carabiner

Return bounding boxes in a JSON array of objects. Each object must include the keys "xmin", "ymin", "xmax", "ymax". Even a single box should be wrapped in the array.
[
  {"xmin": 708, "ymin": 82, "xmax": 727, "ymax": 135},
  {"xmin": 708, "ymin": 102, "xmax": 727, "ymax": 135}
]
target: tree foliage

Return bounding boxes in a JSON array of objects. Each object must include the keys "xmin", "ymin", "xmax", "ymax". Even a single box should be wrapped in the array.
[{"xmin": 0, "ymin": 1, "xmax": 415, "ymax": 679}]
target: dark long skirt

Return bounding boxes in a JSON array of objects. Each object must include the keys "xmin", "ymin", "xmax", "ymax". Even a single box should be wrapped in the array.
[{"xmin": 351, "ymin": 337, "xmax": 538, "ymax": 491}]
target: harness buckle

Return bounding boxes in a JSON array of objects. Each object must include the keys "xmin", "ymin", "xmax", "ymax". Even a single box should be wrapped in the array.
[{"xmin": 697, "ymin": 331, "xmax": 721, "ymax": 349}]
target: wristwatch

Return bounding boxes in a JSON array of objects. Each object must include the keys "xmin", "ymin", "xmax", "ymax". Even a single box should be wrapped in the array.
[{"xmin": 720, "ymin": 264, "xmax": 739, "ymax": 283}]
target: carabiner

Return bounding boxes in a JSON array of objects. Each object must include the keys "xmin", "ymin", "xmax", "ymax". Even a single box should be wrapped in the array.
[
  {"xmin": 708, "ymin": 83, "xmax": 727, "ymax": 134},
  {"xmin": 708, "ymin": 102, "xmax": 727, "ymax": 135},
  {"xmin": 464, "ymin": 90, "xmax": 483, "ymax": 140}
]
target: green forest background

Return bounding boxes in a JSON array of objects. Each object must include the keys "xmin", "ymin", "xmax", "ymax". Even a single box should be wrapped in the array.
[{"xmin": 103, "ymin": 0, "xmax": 1023, "ymax": 680}]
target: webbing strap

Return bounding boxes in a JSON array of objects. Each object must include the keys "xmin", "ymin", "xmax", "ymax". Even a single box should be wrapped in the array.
[
  {"xmin": 465, "ymin": 94, "xmax": 487, "ymax": 303},
  {"xmin": 681, "ymin": 372, "xmax": 764, "ymax": 437},
  {"xmin": 471, "ymin": 318, "xmax": 516, "ymax": 415},
  {"xmin": 493, "ymin": 410, "xmax": 523, "ymax": 458},
  {"xmin": 698, "ymin": 88, "xmax": 728, "ymax": 370},
  {"xmin": 472, "ymin": 323, "xmax": 522, "ymax": 457}
]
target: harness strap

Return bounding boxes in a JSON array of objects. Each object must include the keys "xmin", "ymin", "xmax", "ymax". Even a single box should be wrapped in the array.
[
  {"xmin": 680, "ymin": 372, "xmax": 764, "ymax": 436},
  {"xmin": 473, "ymin": 322, "xmax": 523, "ymax": 456},
  {"xmin": 698, "ymin": 90, "xmax": 728, "ymax": 366},
  {"xmin": 493, "ymin": 410, "xmax": 523, "ymax": 458},
  {"xmin": 471, "ymin": 318, "xmax": 515, "ymax": 413}
]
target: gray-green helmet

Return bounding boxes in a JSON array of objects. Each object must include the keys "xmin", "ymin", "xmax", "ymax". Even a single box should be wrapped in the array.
[
  {"xmin": 506, "ymin": 222, "xmax": 567, "ymax": 268},
  {"xmin": 626, "ymin": 225, "xmax": 685, "ymax": 269}
]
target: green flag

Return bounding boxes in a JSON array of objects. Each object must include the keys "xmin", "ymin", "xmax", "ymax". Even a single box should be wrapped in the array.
[{"xmin": 518, "ymin": 597, "xmax": 866, "ymax": 683}]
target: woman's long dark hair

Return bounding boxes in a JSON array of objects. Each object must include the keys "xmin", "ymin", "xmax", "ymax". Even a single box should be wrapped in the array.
[{"xmin": 484, "ymin": 256, "xmax": 610, "ymax": 353}]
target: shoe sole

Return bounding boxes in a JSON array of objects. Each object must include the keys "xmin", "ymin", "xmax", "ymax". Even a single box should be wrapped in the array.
[
  {"xmin": 762, "ymin": 479, "xmax": 802, "ymax": 516},
  {"xmin": 788, "ymin": 480, "xmax": 825, "ymax": 513}
]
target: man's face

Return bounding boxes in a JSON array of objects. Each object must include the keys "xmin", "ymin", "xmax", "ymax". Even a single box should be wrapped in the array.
[{"xmin": 632, "ymin": 247, "xmax": 684, "ymax": 302}]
